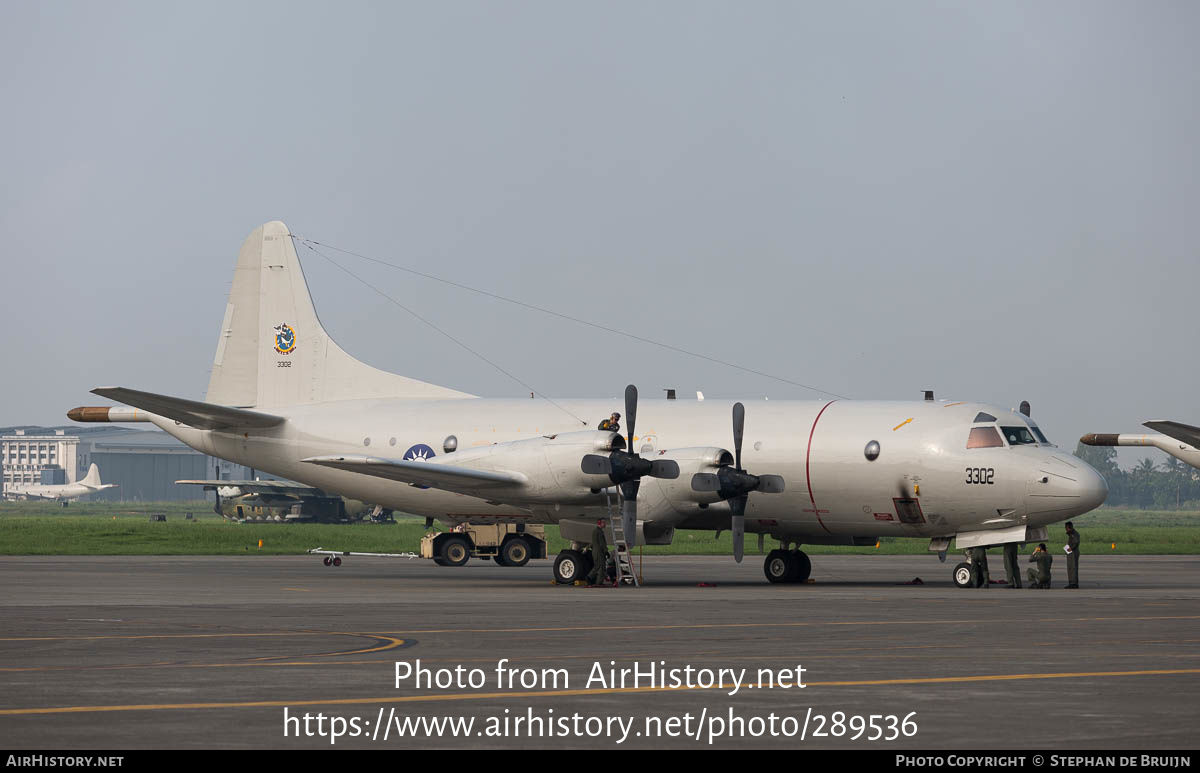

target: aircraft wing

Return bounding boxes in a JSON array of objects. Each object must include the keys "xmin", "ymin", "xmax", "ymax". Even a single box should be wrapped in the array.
[
  {"xmin": 302, "ymin": 455, "xmax": 526, "ymax": 493},
  {"xmin": 91, "ymin": 387, "xmax": 285, "ymax": 430},
  {"xmin": 1142, "ymin": 420, "xmax": 1200, "ymax": 449},
  {"xmin": 176, "ymin": 480, "xmax": 325, "ymax": 496}
]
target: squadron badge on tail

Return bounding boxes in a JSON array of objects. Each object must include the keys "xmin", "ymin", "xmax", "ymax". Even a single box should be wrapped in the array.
[{"xmin": 273, "ymin": 323, "xmax": 296, "ymax": 354}]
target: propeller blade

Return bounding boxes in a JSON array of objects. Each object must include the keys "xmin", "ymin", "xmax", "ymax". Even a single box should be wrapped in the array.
[
  {"xmin": 732, "ymin": 402, "xmax": 745, "ymax": 471},
  {"xmin": 756, "ymin": 474, "xmax": 785, "ymax": 494},
  {"xmin": 691, "ymin": 472, "xmax": 721, "ymax": 492},
  {"xmin": 730, "ymin": 494, "xmax": 747, "ymax": 563},
  {"xmin": 619, "ymin": 479, "xmax": 639, "ymax": 547},
  {"xmin": 581, "ymin": 455, "xmax": 613, "ymax": 475},
  {"xmin": 624, "ymin": 384, "xmax": 638, "ymax": 456},
  {"xmin": 649, "ymin": 459, "xmax": 680, "ymax": 479}
]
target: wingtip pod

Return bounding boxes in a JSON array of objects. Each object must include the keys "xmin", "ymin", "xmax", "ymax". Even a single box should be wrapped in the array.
[{"xmin": 1080, "ymin": 433, "xmax": 1120, "ymax": 446}]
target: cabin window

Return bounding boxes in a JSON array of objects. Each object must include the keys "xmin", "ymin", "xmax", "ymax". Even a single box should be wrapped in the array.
[
  {"xmin": 967, "ymin": 426, "xmax": 1004, "ymax": 449},
  {"xmin": 1030, "ymin": 425, "xmax": 1050, "ymax": 444},
  {"xmin": 1001, "ymin": 426, "xmax": 1038, "ymax": 446},
  {"xmin": 973, "ymin": 412, "xmax": 997, "ymax": 423}
]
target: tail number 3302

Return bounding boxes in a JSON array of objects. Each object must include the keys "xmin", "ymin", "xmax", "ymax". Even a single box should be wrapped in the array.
[{"xmin": 965, "ymin": 467, "xmax": 995, "ymax": 485}]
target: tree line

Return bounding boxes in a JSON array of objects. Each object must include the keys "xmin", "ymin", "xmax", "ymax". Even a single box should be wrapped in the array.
[{"xmin": 1072, "ymin": 442, "xmax": 1200, "ymax": 509}]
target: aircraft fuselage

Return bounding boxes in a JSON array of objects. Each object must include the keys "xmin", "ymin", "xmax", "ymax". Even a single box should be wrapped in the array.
[{"xmin": 153, "ymin": 395, "xmax": 1106, "ymax": 544}]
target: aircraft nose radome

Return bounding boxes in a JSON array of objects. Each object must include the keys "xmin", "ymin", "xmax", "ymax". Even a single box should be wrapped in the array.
[
  {"xmin": 1076, "ymin": 458, "xmax": 1109, "ymax": 512},
  {"xmin": 1027, "ymin": 453, "xmax": 1108, "ymax": 518}
]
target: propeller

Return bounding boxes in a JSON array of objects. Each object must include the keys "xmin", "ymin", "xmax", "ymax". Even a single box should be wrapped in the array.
[
  {"xmin": 580, "ymin": 384, "xmax": 679, "ymax": 546},
  {"xmin": 691, "ymin": 402, "xmax": 785, "ymax": 563}
]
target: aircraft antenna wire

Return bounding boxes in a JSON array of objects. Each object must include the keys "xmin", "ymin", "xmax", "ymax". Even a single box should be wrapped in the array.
[
  {"xmin": 299, "ymin": 240, "xmax": 589, "ymax": 426},
  {"xmin": 294, "ymin": 236, "xmax": 849, "ymax": 400}
]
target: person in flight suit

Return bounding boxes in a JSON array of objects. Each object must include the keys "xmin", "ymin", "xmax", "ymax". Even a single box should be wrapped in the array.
[
  {"xmin": 1027, "ymin": 543, "xmax": 1053, "ymax": 589},
  {"xmin": 598, "ymin": 413, "xmax": 621, "ymax": 433},
  {"xmin": 1003, "ymin": 542, "xmax": 1022, "ymax": 589},
  {"xmin": 970, "ymin": 545, "xmax": 991, "ymax": 588},
  {"xmin": 1065, "ymin": 522, "xmax": 1081, "ymax": 589},
  {"xmin": 586, "ymin": 518, "xmax": 610, "ymax": 587}
]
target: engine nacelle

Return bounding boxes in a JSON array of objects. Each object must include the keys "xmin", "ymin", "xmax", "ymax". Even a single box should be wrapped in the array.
[
  {"xmin": 645, "ymin": 446, "xmax": 733, "ymax": 519},
  {"xmin": 539, "ymin": 430, "xmax": 627, "ymax": 498}
]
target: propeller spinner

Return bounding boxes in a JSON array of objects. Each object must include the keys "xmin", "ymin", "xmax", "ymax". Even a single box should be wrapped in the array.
[
  {"xmin": 691, "ymin": 402, "xmax": 785, "ymax": 563},
  {"xmin": 580, "ymin": 384, "xmax": 679, "ymax": 546}
]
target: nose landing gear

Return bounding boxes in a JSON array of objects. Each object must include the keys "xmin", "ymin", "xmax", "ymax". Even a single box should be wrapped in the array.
[{"xmin": 764, "ymin": 549, "xmax": 811, "ymax": 583}]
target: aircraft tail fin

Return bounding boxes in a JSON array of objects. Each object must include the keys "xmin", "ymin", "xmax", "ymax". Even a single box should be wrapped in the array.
[
  {"xmin": 205, "ymin": 221, "xmax": 474, "ymax": 408},
  {"xmin": 82, "ymin": 463, "xmax": 101, "ymax": 486}
]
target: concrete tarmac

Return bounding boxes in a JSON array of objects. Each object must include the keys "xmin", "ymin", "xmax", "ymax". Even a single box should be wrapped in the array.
[{"xmin": 1, "ymin": 554, "xmax": 1198, "ymax": 749}]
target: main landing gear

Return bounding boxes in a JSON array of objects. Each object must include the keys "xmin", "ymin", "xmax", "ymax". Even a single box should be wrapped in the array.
[
  {"xmin": 553, "ymin": 550, "xmax": 592, "ymax": 584},
  {"xmin": 763, "ymin": 549, "xmax": 811, "ymax": 584}
]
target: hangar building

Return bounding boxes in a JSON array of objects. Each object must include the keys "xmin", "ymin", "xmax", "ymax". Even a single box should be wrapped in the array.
[{"xmin": 1, "ymin": 425, "xmax": 253, "ymax": 502}]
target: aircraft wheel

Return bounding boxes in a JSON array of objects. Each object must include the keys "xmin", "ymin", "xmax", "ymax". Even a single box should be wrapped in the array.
[
  {"xmin": 764, "ymin": 550, "xmax": 794, "ymax": 584},
  {"xmin": 953, "ymin": 562, "xmax": 973, "ymax": 588},
  {"xmin": 441, "ymin": 536, "xmax": 471, "ymax": 567},
  {"xmin": 323, "ymin": 556, "xmax": 332, "ymax": 567},
  {"xmin": 553, "ymin": 550, "xmax": 587, "ymax": 584},
  {"xmin": 501, "ymin": 538, "xmax": 532, "ymax": 568},
  {"xmin": 790, "ymin": 551, "xmax": 812, "ymax": 582},
  {"xmin": 332, "ymin": 556, "xmax": 342, "ymax": 567}
]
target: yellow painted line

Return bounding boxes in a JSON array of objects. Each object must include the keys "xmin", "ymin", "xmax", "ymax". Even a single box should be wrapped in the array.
[
  {"xmin": 387, "ymin": 615, "xmax": 1200, "ymax": 636},
  {"xmin": 2, "ymin": 642, "xmax": 1197, "ymax": 675},
  {"xmin": 327, "ymin": 635, "xmax": 407, "ymax": 658},
  {"xmin": 6, "ymin": 615, "xmax": 1200, "ymax": 643},
  {"xmin": 0, "ymin": 644, "xmax": 964, "ymax": 674},
  {"xmin": 248, "ymin": 634, "xmax": 408, "ymax": 662},
  {"xmin": 0, "ymin": 631, "xmax": 342, "ymax": 643},
  {"xmin": 3, "ymin": 669, "xmax": 1198, "ymax": 716},
  {"xmin": 893, "ymin": 418, "xmax": 913, "ymax": 431},
  {"xmin": 811, "ymin": 669, "xmax": 1200, "ymax": 687},
  {"xmin": 943, "ymin": 402, "xmax": 966, "ymax": 408},
  {"xmin": 281, "ymin": 588, "xmax": 312, "ymax": 593}
]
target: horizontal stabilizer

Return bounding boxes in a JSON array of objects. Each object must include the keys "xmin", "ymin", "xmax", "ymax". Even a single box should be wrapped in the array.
[
  {"xmin": 1143, "ymin": 420, "xmax": 1200, "ymax": 450},
  {"xmin": 91, "ymin": 387, "xmax": 285, "ymax": 430},
  {"xmin": 303, "ymin": 455, "xmax": 525, "ymax": 492}
]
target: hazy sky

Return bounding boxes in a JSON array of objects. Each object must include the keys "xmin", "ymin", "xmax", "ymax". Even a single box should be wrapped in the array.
[{"xmin": 2, "ymin": 1, "xmax": 1196, "ymax": 467}]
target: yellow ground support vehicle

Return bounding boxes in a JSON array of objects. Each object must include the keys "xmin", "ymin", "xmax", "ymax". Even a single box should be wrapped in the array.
[{"xmin": 420, "ymin": 523, "xmax": 548, "ymax": 567}]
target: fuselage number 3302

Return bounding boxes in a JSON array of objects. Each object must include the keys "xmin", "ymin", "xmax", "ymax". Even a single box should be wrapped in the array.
[{"xmin": 965, "ymin": 467, "xmax": 995, "ymax": 485}]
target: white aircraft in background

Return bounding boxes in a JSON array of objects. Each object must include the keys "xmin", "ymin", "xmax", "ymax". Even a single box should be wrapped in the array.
[
  {"xmin": 4, "ymin": 463, "xmax": 117, "ymax": 503},
  {"xmin": 69, "ymin": 221, "xmax": 1107, "ymax": 585},
  {"xmin": 1081, "ymin": 422, "xmax": 1200, "ymax": 470}
]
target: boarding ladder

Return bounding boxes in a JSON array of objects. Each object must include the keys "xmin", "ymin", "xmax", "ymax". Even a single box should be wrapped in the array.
[{"xmin": 606, "ymin": 491, "xmax": 640, "ymax": 587}]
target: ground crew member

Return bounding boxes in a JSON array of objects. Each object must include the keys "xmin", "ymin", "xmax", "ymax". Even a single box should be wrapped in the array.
[
  {"xmin": 1027, "ymin": 543, "xmax": 1053, "ymax": 588},
  {"xmin": 970, "ymin": 545, "xmax": 990, "ymax": 588},
  {"xmin": 1065, "ymin": 521, "xmax": 1080, "ymax": 589},
  {"xmin": 586, "ymin": 518, "xmax": 609, "ymax": 586},
  {"xmin": 598, "ymin": 412, "xmax": 621, "ymax": 433},
  {"xmin": 1003, "ymin": 542, "xmax": 1021, "ymax": 589}
]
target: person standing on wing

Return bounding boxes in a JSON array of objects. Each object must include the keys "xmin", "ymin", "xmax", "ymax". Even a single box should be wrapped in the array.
[{"xmin": 598, "ymin": 413, "xmax": 621, "ymax": 433}]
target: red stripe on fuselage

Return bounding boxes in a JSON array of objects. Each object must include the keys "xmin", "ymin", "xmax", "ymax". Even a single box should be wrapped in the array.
[{"xmin": 806, "ymin": 400, "xmax": 837, "ymax": 534}]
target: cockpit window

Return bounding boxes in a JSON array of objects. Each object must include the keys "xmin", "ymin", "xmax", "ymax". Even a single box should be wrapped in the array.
[
  {"xmin": 1002, "ymin": 426, "xmax": 1038, "ymax": 445},
  {"xmin": 973, "ymin": 412, "xmax": 997, "ymax": 423},
  {"xmin": 967, "ymin": 426, "xmax": 1004, "ymax": 449},
  {"xmin": 1030, "ymin": 426, "xmax": 1050, "ymax": 444}
]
